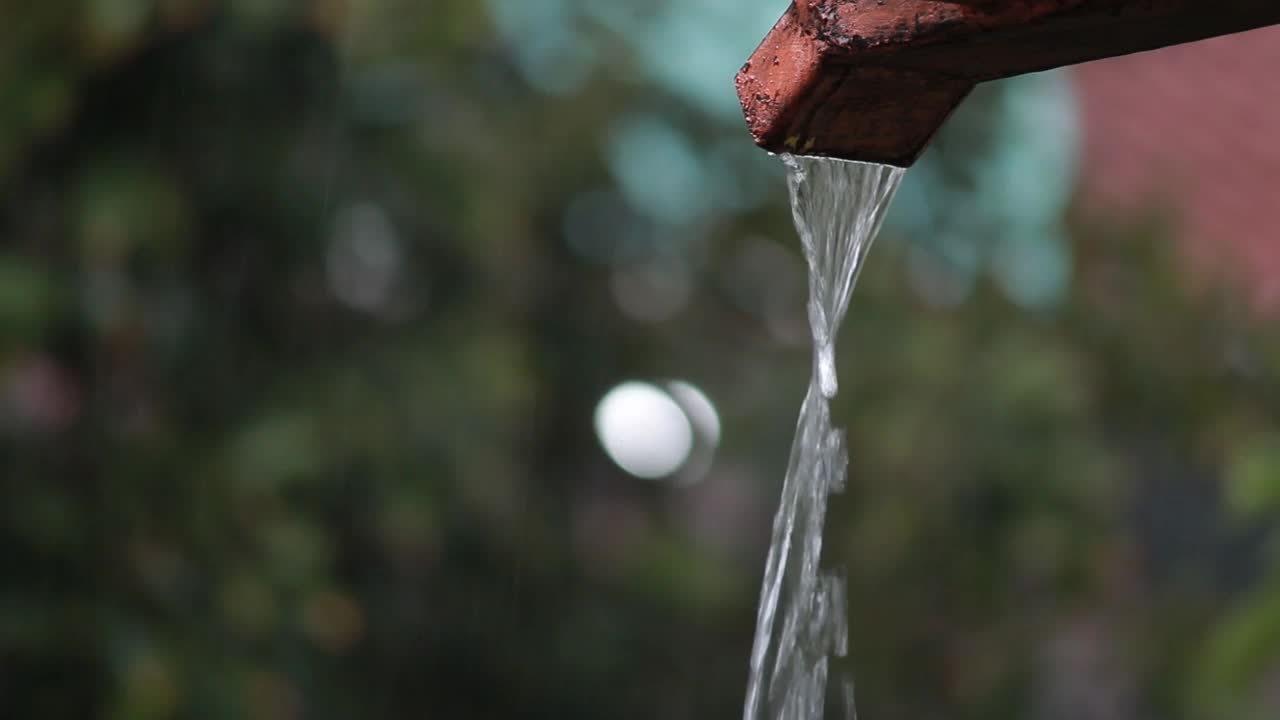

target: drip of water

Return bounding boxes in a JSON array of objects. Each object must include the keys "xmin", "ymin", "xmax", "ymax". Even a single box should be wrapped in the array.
[{"xmin": 744, "ymin": 155, "xmax": 903, "ymax": 720}]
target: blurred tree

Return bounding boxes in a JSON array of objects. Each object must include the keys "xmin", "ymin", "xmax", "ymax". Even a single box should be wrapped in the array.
[{"xmin": 0, "ymin": 3, "xmax": 1278, "ymax": 720}]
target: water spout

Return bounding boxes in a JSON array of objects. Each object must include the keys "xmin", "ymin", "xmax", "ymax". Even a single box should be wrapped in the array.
[{"xmin": 737, "ymin": 0, "xmax": 1280, "ymax": 166}]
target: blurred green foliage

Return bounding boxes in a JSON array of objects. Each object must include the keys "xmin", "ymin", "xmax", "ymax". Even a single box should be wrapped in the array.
[{"xmin": 1, "ymin": 2, "xmax": 1279, "ymax": 720}]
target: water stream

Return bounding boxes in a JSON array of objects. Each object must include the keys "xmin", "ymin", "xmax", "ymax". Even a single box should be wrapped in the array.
[{"xmin": 743, "ymin": 155, "xmax": 904, "ymax": 720}]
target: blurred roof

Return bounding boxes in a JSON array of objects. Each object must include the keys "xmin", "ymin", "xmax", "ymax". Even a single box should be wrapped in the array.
[{"xmin": 1075, "ymin": 26, "xmax": 1280, "ymax": 307}]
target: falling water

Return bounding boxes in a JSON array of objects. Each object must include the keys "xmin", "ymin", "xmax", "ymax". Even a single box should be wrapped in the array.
[{"xmin": 743, "ymin": 155, "xmax": 904, "ymax": 720}]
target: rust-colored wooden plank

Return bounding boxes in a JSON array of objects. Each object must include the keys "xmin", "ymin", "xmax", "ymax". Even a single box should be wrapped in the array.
[{"xmin": 737, "ymin": 0, "xmax": 1280, "ymax": 166}]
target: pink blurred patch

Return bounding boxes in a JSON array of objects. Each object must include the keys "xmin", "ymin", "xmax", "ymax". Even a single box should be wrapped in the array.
[
  {"xmin": 1, "ymin": 353, "xmax": 81, "ymax": 432},
  {"xmin": 1075, "ymin": 26, "xmax": 1280, "ymax": 309}
]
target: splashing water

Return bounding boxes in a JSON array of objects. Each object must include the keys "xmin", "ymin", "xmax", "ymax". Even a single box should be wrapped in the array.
[{"xmin": 743, "ymin": 155, "xmax": 903, "ymax": 720}]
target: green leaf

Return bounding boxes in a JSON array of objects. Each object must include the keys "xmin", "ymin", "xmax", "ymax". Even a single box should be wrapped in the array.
[{"xmin": 1228, "ymin": 435, "xmax": 1280, "ymax": 519}]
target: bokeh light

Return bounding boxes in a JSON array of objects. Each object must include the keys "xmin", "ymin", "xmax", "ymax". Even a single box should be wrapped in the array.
[{"xmin": 594, "ymin": 381, "xmax": 695, "ymax": 480}]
